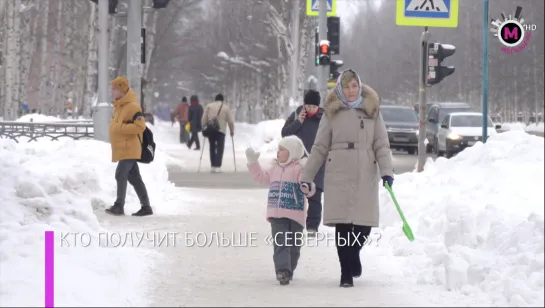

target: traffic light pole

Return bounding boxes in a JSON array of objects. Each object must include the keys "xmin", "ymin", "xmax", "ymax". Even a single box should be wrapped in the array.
[
  {"xmin": 317, "ymin": 0, "xmax": 328, "ymax": 106},
  {"xmin": 481, "ymin": 0, "xmax": 489, "ymax": 143},
  {"xmin": 93, "ymin": 0, "xmax": 113, "ymax": 142},
  {"xmin": 416, "ymin": 27, "xmax": 430, "ymax": 173},
  {"xmin": 127, "ymin": 0, "xmax": 142, "ymax": 105}
]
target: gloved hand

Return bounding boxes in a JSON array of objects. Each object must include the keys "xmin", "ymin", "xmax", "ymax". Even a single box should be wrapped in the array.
[
  {"xmin": 245, "ymin": 147, "xmax": 260, "ymax": 163},
  {"xmin": 382, "ymin": 175, "xmax": 394, "ymax": 188},
  {"xmin": 300, "ymin": 181, "xmax": 316, "ymax": 197}
]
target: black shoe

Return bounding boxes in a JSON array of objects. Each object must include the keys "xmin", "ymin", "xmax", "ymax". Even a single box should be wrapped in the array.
[
  {"xmin": 132, "ymin": 206, "xmax": 153, "ymax": 216},
  {"xmin": 276, "ymin": 271, "xmax": 290, "ymax": 285},
  {"xmin": 352, "ymin": 253, "xmax": 362, "ymax": 278},
  {"xmin": 340, "ymin": 274, "xmax": 354, "ymax": 287},
  {"xmin": 105, "ymin": 205, "xmax": 124, "ymax": 216},
  {"xmin": 194, "ymin": 148, "xmax": 200, "ymax": 151}
]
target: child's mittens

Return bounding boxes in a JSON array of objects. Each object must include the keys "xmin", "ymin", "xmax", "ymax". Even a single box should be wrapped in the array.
[
  {"xmin": 300, "ymin": 182, "xmax": 316, "ymax": 197},
  {"xmin": 245, "ymin": 147, "xmax": 261, "ymax": 163}
]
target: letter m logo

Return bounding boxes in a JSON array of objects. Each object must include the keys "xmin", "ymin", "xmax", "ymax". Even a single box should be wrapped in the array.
[{"xmin": 503, "ymin": 27, "xmax": 519, "ymax": 40}]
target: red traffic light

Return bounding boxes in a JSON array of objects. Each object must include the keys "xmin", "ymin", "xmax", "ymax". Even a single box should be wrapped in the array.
[{"xmin": 320, "ymin": 44, "xmax": 329, "ymax": 54}]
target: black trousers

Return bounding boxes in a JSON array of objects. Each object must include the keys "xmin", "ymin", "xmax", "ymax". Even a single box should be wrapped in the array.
[
  {"xmin": 208, "ymin": 131, "xmax": 226, "ymax": 167},
  {"xmin": 335, "ymin": 224, "xmax": 372, "ymax": 276},
  {"xmin": 114, "ymin": 159, "xmax": 150, "ymax": 207},
  {"xmin": 187, "ymin": 131, "xmax": 200, "ymax": 149}
]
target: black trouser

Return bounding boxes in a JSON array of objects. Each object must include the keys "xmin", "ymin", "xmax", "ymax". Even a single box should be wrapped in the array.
[
  {"xmin": 306, "ymin": 188, "xmax": 323, "ymax": 230},
  {"xmin": 178, "ymin": 121, "xmax": 189, "ymax": 143},
  {"xmin": 335, "ymin": 224, "xmax": 372, "ymax": 276},
  {"xmin": 208, "ymin": 131, "xmax": 226, "ymax": 168},
  {"xmin": 114, "ymin": 159, "xmax": 150, "ymax": 207},
  {"xmin": 270, "ymin": 218, "xmax": 304, "ymax": 277},
  {"xmin": 187, "ymin": 131, "xmax": 200, "ymax": 149}
]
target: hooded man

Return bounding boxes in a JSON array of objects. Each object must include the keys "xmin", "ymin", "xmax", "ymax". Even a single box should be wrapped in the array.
[
  {"xmin": 106, "ymin": 76, "xmax": 153, "ymax": 217},
  {"xmin": 281, "ymin": 90, "xmax": 325, "ymax": 234},
  {"xmin": 187, "ymin": 94, "xmax": 203, "ymax": 150},
  {"xmin": 201, "ymin": 93, "xmax": 235, "ymax": 173}
]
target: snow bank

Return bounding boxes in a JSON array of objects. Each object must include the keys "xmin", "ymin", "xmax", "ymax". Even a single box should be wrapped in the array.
[
  {"xmin": 15, "ymin": 113, "xmax": 89, "ymax": 123},
  {"xmin": 0, "ymin": 138, "xmax": 180, "ymax": 306},
  {"xmin": 526, "ymin": 122, "xmax": 544, "ymax": 133},
  {"xmin": 502, "ymin": 122, "xmax": 544, "ymax": 134},
  {"xmin": 377, "ymin": 131, "xmax": 544, "ymax": 306}
]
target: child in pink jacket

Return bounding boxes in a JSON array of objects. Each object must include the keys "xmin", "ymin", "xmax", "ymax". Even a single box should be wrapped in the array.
[{"xmin": 245, "ymin": 135, "xmax": 314, "ymax": 285}]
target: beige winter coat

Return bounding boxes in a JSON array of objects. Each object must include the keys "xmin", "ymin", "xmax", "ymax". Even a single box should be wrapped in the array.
[
  {"xmin": 301, "ymin": 84, "xmax": 394, "ymax": 227},
  {"xmin": 201, "ymin": 101, "xmax": 235, "ymax": 135}
]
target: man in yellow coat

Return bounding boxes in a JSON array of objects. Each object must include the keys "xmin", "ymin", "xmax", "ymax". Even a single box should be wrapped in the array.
[{"xmin": 105, "ymin": 76, "xmax": 153, "ymax": 216}]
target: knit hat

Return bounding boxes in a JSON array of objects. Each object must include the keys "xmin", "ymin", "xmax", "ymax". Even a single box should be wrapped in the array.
[
  {"xmin": 190, "ymin": 95, "xmax": 199, "ymax": 103},
  {"xmin": 215, "ymin": 93, "xmax": 224, "ymax": 102},
  {"xmin": 304, "ymin": 90, "xmax": 321, "ymax": 106},
  {"xmin": 182, "ymin": 96, "xmax": 187, "ymax": 102},
  {"xmin": 111, "ymin": 76, "xmax": 129, "ymax": 93},
  {"xmin": 278, "ymin": 135, "xmax": 308, "ymax": 163}
]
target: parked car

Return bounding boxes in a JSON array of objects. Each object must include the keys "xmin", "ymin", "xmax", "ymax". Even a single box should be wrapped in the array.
[
  {"xmin": 436, "ymin": 112, "xmax": 501, "ymax": 158},
  {"xmin": 381, "ymin": 105, "xmax": 419, "ymax": 155},
  {"xmin": 426, "ymin": 102, "xmax": 473, "ymax": 153}
]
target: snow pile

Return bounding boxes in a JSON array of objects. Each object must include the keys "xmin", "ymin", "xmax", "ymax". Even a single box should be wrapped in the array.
[
  {"xmin": 501, "ymin": 122, "xmax": 544, "ymax": 134},
  {"xmin": 16, "ymin": 113, "xmax": 90, "ymax": 123},
  {"xmin": 526, "ymin": 122, "xmax": 544, "ymax": 133},
  {"xmin": 0, "ymin": 138, "xmax": 181, "ymax": 306},
  {"xmin": 377, "ymin": 130, "xmax": 544, "ymax": 306},
  {"xmin": 244, "ymin": 119, "xmax": 285, "ymax": 158}
]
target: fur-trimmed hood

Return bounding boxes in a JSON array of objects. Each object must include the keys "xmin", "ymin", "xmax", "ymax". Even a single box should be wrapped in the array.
[{"xmin": 323, "ymin": 83, "xmax": 380, "ymax": 118}]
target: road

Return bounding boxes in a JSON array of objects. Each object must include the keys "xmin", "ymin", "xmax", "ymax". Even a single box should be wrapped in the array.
[{"xmin": 167, "ymin": 151, "xmax": 435, "ymax": 189}]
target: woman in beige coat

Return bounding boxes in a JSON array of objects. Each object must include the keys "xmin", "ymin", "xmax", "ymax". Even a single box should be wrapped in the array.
[{"xmin": 300, "ymin": 69, "xmax": 394, "ymax": 287}]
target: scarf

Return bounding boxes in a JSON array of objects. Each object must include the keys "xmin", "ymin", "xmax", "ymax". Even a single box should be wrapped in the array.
[{"xmin": 335, "ymin": 70, "xmax": 363, "ymax": 109}]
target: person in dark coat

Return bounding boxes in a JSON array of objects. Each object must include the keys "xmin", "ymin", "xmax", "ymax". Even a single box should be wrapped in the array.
[
  {"xmin": 281, "ymin": 90, "xmax": 325, "ymax": 235},
  {"xmin": 187, "ymin": 95, "xmax": 203, "ymax": 150}
]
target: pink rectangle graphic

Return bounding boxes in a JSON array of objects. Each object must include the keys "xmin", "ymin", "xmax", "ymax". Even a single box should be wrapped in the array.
[{"xmin": 45, "ymin": 231, "xmax": 54, "ymax": 307}]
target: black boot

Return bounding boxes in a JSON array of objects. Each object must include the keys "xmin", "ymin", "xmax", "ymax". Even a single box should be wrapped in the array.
[
  {"xmin": 352, "ymin": 225, "xmax": 371, "ymax": 278},
  {"xmin": 132, "ymin": 205, "xmax": 153, "ymax": 216},
  {"xmin": 105, "ymin": 204, "xmax": 124, "ymax": 216},
  {"xmin": 336, "ymin": 224, "xmax": 354, "ymax": 287},
  {"xmin": 352, "ymin": 249, "xmax": 362, "ymax": 278}
]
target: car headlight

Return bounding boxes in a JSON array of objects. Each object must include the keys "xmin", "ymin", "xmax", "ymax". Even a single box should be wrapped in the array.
[
  {"xmin": 447, "ymin": 133, "xmax": 462, "ymax": 140},
  {"xmin": 414, "ymin": 129, "xmax": 419, "ymax": 135}
]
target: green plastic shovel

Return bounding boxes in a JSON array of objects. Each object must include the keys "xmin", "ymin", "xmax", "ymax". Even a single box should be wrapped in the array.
[{"xmin": 385, "ymin": 182, "xmax": 414, "ymax": 242}]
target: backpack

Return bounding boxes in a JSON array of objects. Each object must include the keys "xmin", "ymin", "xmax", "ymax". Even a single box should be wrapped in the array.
[
  {"xmin": 202, "ymin": 102, "xmax": 224, "ymax": 138},
  {"xmin": 132, "ymin": 112, "xmax": 156, "ymax": 164}
]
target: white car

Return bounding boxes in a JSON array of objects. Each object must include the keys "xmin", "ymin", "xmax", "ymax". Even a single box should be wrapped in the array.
[{"xmin": 436, "ymin": 112, "xmax": 501, "ymax": 157}]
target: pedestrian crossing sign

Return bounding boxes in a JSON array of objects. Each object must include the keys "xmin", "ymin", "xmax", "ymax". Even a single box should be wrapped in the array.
[
  {"xmin": 396, "ymin": 0, "xmax": 458, "ymax": 28},
  {"xmin": 306, "ymin": 0, "xmax": 337, "ymax": 17}
]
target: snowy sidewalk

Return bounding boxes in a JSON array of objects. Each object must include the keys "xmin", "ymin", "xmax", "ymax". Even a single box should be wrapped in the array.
[{"xmin": 100, "ymin": 188, "xmax": 492, "ymax": 307}]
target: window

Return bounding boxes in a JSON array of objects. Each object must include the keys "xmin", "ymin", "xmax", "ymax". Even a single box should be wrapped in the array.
[
  {"xmin": 381, "ymin": 108, "xmax": 418, "ymax": 122},
  {"xmin": 442, "ymin": 115, "xmax": 450, "ymax": 127},
  {"xmin": 438, "ymin": 107, "xmax": 471, "ymax": 122},
  {"xmin": 450, "ymin": 115, "xmax": 494, "ymax": 127}
]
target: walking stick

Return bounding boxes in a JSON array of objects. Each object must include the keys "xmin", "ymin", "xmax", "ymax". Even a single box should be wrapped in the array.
[
  {"xmin": 231, "ymin": 135, "xmax": 236, "ymax": 172},
  {"xmin": 198, "ymin": 137, "xmax": 206, "ymax": 172}
]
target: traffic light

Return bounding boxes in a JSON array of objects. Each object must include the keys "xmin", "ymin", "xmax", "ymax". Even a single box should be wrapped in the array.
[
  {"xmin": 152, "ymin": 0, "xmax": 170, "ymax": 9},
  {"xmin": 90, "ymin": 0, "xmax": 118, "ymax": 14},
  {"xmin": 426, "ymin": 43, "xmax": 455, "ymax": 86},
  {"xmin": 329, "ymin": 60, "xmax": 344, "ymax": 80},
  {"xmin": 327, "ymin": 17, "xmax": 340, "ymax": 55},
  {"xmin": 318, "ymin": 40, "xmax": 331, "ymax": 66}
]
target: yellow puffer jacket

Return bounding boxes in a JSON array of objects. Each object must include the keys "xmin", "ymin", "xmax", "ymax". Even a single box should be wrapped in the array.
[{"xmin": 108, "ymin": 88, "xmax": 146, "ymax": 162}]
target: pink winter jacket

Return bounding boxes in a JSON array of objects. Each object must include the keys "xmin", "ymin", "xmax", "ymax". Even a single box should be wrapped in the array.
[{"xmin": 247, "ymin": 160, "xmax": 307, "ymax": 228}]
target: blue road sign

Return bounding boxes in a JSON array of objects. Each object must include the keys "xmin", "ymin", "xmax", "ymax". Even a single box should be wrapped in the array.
[
  {"xmin": 396, "ymin": 0, "xmax": 458, "ymax": 28},
  {"xmin": 307, "ymin": 0, "xmax": 336, "ymax": 16}
]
